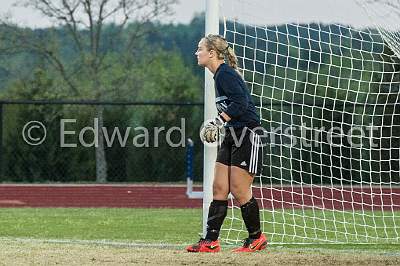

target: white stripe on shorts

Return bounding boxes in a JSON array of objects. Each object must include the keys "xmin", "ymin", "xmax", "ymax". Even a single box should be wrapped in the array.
[
  {"xmin": 252, "ymin": 134, "xmax": 260, "ymax": 174},
  {"xmin": 249, "ymin": 131, "xmax": 255, "ymax": 172},
  {"xmin": 249, "ymin": 132, "xmax": 260, "ymax": 174},
  {"xmin": 250, "ymin": 134, "xmax": 255, "ymax": 173}
]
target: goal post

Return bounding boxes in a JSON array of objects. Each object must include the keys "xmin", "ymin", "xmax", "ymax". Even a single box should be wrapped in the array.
[
  {"xmin": 204, "ymin": 0, "xmax": 400, "ymax": 244},
  {"xmin": 203, "ymin": 0, "xmax": 219, "ymax": 237}
]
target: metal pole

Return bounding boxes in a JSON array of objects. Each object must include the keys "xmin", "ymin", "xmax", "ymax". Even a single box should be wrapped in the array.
[
  {"xmin": 186, "ymin": 138, "xmax": 194, "ymax": 197},
  {"xmin": 203, "ymin": 0, "xmax": 219, "ymax": 237},
  {"xmin": 0, "ymin": 104, "xmax": 2, "ymax": 178}
]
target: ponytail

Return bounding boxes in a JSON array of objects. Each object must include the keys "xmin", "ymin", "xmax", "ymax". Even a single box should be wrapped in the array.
[
  {"xmin": 225, "ymin": 46, "xmax": 241, "ymax": 76},
  {"xmin": 203, "ymin": 34, "xmax": 243, "ymax": 77}
]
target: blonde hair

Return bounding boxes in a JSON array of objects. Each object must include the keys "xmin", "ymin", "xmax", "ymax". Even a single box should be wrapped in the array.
[{"xmin": 203, "ymin": 34, "xmax": 242, "ymax": 76}]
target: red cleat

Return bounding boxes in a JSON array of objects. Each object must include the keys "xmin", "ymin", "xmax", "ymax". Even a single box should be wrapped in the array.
[
  {"xmin": 233, "ymin": 233, "xmax": 268, "ymax": 252},
  {"xmin": 186, "ymin": 238, "xmax": 221, "ymax": 253}
]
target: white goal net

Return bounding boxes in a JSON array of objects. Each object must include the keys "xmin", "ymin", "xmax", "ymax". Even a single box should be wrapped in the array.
[{"xmin": 217, "ymin": 0, "xmax": 400, "ymax": 244}]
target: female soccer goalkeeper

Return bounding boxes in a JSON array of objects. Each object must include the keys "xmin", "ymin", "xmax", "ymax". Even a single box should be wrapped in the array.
[{"xmin": 186, "ymin": 34, "xmax": 267, "ymax": 253}]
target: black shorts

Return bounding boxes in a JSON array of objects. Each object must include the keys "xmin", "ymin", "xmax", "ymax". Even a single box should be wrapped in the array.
[{"xmin": 216, "ymin": 126, "xmax": 264, "ymax": 175}]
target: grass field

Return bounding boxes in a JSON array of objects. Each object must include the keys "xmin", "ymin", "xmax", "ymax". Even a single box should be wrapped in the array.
[
  {"xmin": 0, "ymin": 208, "xmax": 399, "ymax": 265},
  {"xmin": 225, "ymin": 208, "xmax": 400, "ymax": 244}
]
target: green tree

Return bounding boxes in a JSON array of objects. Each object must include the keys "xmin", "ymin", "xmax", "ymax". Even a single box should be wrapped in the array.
[{"xmin": 0, "ymin": 0, "xmax": 177, "ymax": 182}]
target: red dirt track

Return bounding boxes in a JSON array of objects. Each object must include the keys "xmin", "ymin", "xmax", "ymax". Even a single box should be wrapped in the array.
[
  {"xmin": 252, "ymin": 186, "xmax": 400, "ymax": 211},
  {"xmin": 0, "ymin": 184, "xmax": 399, "ymax": 210},
  {"xmin": 0, "ymin": 184, "xmax": 202, "ymax": 208}
]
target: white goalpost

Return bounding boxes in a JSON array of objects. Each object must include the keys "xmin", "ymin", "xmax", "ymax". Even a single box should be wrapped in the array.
[
  {"xmin": 204, "ymin": 0, "xmax": 400, "ymax": 244},
  {"xmin": 202, "ymin": 0, "xmax": 219, "ymax": 237}
]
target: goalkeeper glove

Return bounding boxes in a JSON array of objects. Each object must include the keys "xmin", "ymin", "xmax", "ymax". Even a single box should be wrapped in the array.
[{"xmin": 200, "ymin": 115, "xmax": 226, "ymax": 143}]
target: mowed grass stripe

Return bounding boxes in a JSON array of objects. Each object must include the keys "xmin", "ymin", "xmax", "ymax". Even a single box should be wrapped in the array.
[
  {"xmin": 222, "ymin": 208, "xmax": 400, "ymax": 244},
  {"xmin": 1, "ymin": 208, "xmax": 399, "ymax": 251},
  {"xmin": 0, "ymin": 208, "xmax": 202, "ymax": 243}
]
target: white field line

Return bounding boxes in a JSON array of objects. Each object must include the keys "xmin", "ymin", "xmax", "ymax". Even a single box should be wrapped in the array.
[{"xmin": 0, "ymin": 237, "xmax": 185, "ymax": 249}]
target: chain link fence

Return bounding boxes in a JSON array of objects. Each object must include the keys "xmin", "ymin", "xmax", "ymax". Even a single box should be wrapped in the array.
[{"xmin": 0, "ymin": 100, "xmax": 204, "ymax": 183}]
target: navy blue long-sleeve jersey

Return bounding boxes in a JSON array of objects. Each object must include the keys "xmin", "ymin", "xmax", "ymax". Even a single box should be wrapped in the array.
[{"xmin": 213, "ymin": 63, "xmax": 260, "ymax": 128}]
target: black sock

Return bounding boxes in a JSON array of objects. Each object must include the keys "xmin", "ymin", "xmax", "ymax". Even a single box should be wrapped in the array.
[
  {"xmin": 205, "ymin": 200, "xmax": 228, "ymax": 241},
  {"xmin": 240, "ymin": 197, "xmax": 261, "ymax": 239}
]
